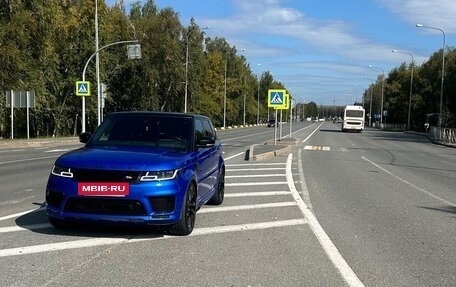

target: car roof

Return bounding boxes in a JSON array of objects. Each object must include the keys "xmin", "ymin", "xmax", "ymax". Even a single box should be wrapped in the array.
[{"xmin": 106, "ymin": 111, "xmax": 210, "ymax": 120}]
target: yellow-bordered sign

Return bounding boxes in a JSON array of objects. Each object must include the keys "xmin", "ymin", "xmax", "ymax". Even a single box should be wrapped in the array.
[
  {"xmin": 276, "ymin": 93, "xmax": 290, "ymax": 110},
  {"xmin": 76, "ymin": 81, "xmax": 90, "ymax": 96},
  {"xmin": 268, "ymin": 89, "xmax": 287, "ymax": 108}
]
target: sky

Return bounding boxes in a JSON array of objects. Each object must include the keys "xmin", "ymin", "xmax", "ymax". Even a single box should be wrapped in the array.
[{"xmin": 107, "ymin": 0, "xmax": 456, "ymax": 105}]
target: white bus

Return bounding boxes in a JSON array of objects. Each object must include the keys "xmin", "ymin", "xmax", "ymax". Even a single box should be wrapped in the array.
[{"xmin": 342, "ymin": 105, "xmax": 365, "ymax": 132}]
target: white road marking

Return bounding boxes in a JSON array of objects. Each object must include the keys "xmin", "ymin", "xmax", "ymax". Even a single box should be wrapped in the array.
[
  {"xmin": 226, "ymin": 174, "xmax": 285, "ymax": 178},
  {"xmin": 302, "ymin": 122, "xmax": 323, "ymax": 143},
  {"xmin": 44, "ymin": 148, "xmax": 73, "ymax": 153},
  {"xmin": 224, "ymin": 152, "xmax": 244, "ymax": 161},
  {"xmin": 0, "ymin": 223, "xmax": 51, "ymax": 233},
  {"xmin": 226, "ymin": 167, "xmax": 286, "ymax": 171},
  {"xmin": 286, "ymin": 154, "xmax": 364, "ymax": 287},
  {"xmin": 0, "ymin": 155, "xmax": 58, "ymax": 165},
  {"xmin": 303, "ymin": 145, "xmax": 330, "ymax": 151},
  {"xmin": 226, "ymin": 181, "xmax": 287, "ymax": 186},
  {"xmin": 0, "ymin": 219, "xmax": 306, "ymax": 257},
  {"xmin": 225, "ymin": 191, "xmax": 291, "ymax": 197},
  {"xmin": 200, "ymin": 202, "xmax": 297, "ymax": 213},
  {"xmin": 0, "ymin": 207, "xmax": 44, "ymax": 222},
  {"xmin": 362, "ymin": 156, "xmax": 456, "ymax": 207},
  {"xmin": 227, "ymin": 163, "xmax": 285, "ymax": 166}
]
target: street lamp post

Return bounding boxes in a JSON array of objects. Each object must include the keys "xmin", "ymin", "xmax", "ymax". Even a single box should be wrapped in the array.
[
  {"xmin": 361, "ymin": 76, "xmax": 375, "ymax": 127},
  {"xmin": 239, "ymin": 49, "xmax": 247, "ymax": 126},
  {"xmin": 81, "ymin": 40, "xmax": 139, "ymax": 132},
  {"xmin": 95, "ymin": 0, "xmax": 101, "ymax": 126},
  {"xmin": 392, "ymin": 49, "xmax": 415, "ymax": 130},
  {"xmin": 223, "ymin": 61, "xmax": 227, "ymax": 129},
  {"xmin": 416, "ymin": 24, "xmax": 445, "ymax": 128},
  {"xmin": 184, "ymin": 26, "xmax": 209, "ymax": 113},
  {"xmin": 368, "ymin": 65, "xmax": 385, "ymax": 125},
  {"xmin": 256, "ymin": 64, "xmax": 262, "ymax": 125}
]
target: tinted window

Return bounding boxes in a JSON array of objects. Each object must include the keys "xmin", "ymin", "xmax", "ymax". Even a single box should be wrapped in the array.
[
  {"xmin": 346, "ymin": 110, "xmax": 364, "ymax": 118},
  {"xmin": 89, "ymin": 114, "xmax": 192, "ymax": 151}
]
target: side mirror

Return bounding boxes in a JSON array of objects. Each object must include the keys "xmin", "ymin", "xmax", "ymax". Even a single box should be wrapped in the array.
[
  {"xmin": 79, "ymin": 132, "xmax": 92, "ymax": 144},
  {"xmin": 197, "ymin": 137, "xmax": 215, "ymax": 147}
]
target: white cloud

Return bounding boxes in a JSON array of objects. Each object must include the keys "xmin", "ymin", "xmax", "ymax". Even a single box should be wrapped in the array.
[{"xmin": 378, "ymin": 0, "xmax": 456, "ymax": 32}]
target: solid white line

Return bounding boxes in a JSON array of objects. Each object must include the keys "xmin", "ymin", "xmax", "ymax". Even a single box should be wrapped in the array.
[
  {"xmin": 191, "ymin": 219, "xmax": 306, "ymax": 235},
  {"xmin": 226, "ymin": 174, "xmax": 285, "ymax": 178},
  {"xmin": 297, "ymin": 148, "xmax": 313, "ymax": 210},
  {"xmin": 225, "ymin": 191, "xmax": 291, "ymax": 197},
  {"xmin": 286, "ymin": 154, "xmax": 364, "ymax": 287},
  {"xmin": 0, "ymin": 219, "xmax": 306, "ymax": 257},
  {"xmin": 362, "ymin": 156, "xmax": 456, "ymax": 207},
  {"xmin": 227, "ymin": 163, "xmax": 285, "ymax": 167},
  {"xmin": 44, "ymin": 148, "xmax": 73, "ymax": 153},
  {"xmin": 200, "ymin": 202, "xmax": 297, "ymax": 213},
  {"xmin": 0, "ymin": 223, "xmax": 51, "ymax": 233},
  {"xmin": 226, "ymin": 168, "xmax": 286, "ymax": 171},
  {"xmin": 224, "ymin": 152, "xmax": 245, "ymax": 161},
  {"xmin": 226, "ymin": 181, "xmax": 287, "ymax": 187},
  {"xmin": 0, "ymin": 155, "xmax": 58, "ymax": 165},
  {"xmin": 0, "ymin": 207, "xmax": 44, "ymax": 222},
  {"xmin": 302, "ymin": 122, "xmax": 323, "ymax": 143}
]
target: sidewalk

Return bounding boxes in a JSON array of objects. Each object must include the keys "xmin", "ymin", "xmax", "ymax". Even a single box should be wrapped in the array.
[{"xmin": 0, "ymin": 137, "xmax": 81, "ymax": 149}]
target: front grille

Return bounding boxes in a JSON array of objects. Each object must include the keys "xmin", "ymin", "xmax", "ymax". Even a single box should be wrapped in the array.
[
  {"xmin": 149, "ymin": 196, "xmax": 175, "ymax": 213},
  {"xmin": 64, "ymin": 197, "xmax": 147, "ymax": 215},
  {"xmin": 72, "ymin": 168, "xmax": 142, "ymax": 183}
]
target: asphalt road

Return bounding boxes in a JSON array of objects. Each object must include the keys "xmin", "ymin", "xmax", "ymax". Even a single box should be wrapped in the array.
[{"xmin": 1, "ymin": 122, "xmax": 455, "ymax": 286}]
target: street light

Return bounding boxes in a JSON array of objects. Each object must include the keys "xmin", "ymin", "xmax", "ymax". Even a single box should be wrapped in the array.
[
  {"xmin": 368, "ymin": 65, "xmax": 385, "ymax": 125},
  {"xmin": 239, "ymin": 48, "xmax": 247, "ymax": 126},
  {"xmin": 184, "ymin": 26, "xmax": 209, "ymax": 113},
  {"xmin": 81, "ymin": 40, "xmax": 139, "ymax": 132},
  {"xmin": 416, "ymin": 23, "xmax": 445, "ymax": 128},
  {"xmin": 257, "ymin": 63, "xmax": 262, "ymax": 125},
  {"xmin": 223, "ymin": 61, "xmax": 227, "ymax": 129},
  {"xmin": 392, "ymin": 49, "xmax": 415, "ymax": 130}
]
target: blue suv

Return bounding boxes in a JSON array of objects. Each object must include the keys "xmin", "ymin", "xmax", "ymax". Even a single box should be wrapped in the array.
[{"xmin": 45, "ymin": 112, "xmax": 225, "ymax": 235}]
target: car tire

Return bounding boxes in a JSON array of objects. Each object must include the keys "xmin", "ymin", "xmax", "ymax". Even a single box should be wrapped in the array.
[
  {"xmin": 208, "ymin": 167, "xmax": 225, "ymax": 205},
  {"xmin": 169, "ymin": 183, "xmax": 196, "ymax": 236}
]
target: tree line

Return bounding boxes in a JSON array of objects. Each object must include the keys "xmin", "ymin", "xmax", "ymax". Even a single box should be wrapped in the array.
[{"xmin": 0, "ymin": 0, "xmax": 455, "ymax": 138}]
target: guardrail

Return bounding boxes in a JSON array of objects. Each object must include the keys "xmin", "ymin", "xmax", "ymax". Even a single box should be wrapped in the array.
[{"xmin": 429, "ymin": 126, "xmax": 456, "ymax": 146}]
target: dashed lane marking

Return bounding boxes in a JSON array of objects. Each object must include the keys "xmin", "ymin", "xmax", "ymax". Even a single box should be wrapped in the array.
[{"xmin": 303, "ymin": 145, "xmax": 330, "ymax": 151}]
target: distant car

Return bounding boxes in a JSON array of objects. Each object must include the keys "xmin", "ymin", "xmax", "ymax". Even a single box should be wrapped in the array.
[
  {"xmin": 267, "ymin": 119, "xmax": 276, "ymax": 127},
  {"xmin": 45, "ymin": 111, "xmax": 225, "ymax": 235}
]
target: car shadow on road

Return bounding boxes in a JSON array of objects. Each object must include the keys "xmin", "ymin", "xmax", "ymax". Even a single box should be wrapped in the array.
[{"xmin": 14, "ymin": 203, "xmax": 167, "ymax": 238}]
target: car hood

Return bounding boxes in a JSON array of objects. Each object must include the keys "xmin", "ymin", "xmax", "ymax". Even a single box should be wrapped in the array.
[{"xmin": 55, "ymin": 146, "xmax": 194, "ymax": 171}]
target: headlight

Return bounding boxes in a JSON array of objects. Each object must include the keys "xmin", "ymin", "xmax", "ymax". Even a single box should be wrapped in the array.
[
  {"xmin": 140, "ymin": 170, "xmax": 179, "ymax": 181},
  {"xmin": 51, "ymin": 165, "xmax": 74, "ymax": 178}
]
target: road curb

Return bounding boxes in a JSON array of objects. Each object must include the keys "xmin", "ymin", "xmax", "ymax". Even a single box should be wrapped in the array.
[{"xmin": 246, "ymin": 138, "xmax": 298, "ymax": 161}]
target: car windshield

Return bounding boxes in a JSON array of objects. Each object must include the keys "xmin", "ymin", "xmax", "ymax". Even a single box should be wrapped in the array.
[{"xmin": 88, "ymin": 114, "xmax": 192, "ymax": 152}]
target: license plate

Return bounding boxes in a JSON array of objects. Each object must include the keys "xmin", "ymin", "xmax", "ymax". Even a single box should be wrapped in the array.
[{"xmin": 78, "ymin": 182, "xmax": 130, "ymax": 197}]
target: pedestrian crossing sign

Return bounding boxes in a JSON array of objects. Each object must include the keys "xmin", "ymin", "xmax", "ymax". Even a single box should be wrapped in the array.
[
  {"xmin": 276, "ymin": 93, "xmax": 290, "ymax": 110},
  {"xmin": 76, "ymin": 81, "xmax": 90, "ymax": 96},
  {"xmin": 268, "ymin": 89, "xmax": 287, "ymax": 108}
]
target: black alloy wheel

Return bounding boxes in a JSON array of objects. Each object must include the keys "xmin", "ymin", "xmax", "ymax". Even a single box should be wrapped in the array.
[{"xmin": 169, "ymin": 183, "xmax": 196, "ymax": 235}]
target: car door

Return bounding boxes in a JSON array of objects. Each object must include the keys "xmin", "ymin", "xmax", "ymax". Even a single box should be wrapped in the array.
[{"xmin": 194, "ymin": 117, "xmax": 214, "ymax": 203}]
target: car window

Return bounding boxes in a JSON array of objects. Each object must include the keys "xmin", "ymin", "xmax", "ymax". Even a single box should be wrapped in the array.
[
  {"xmin": 194, "ymin": 118, "xmax": 205, "ymax": 143},
  {"xmin": 90, "ymin": 114, "xmax": 192, "ymax": 151},
  {"xmin": 201, "ymin": 118, "xmax": 216, "ymax": 139}
]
